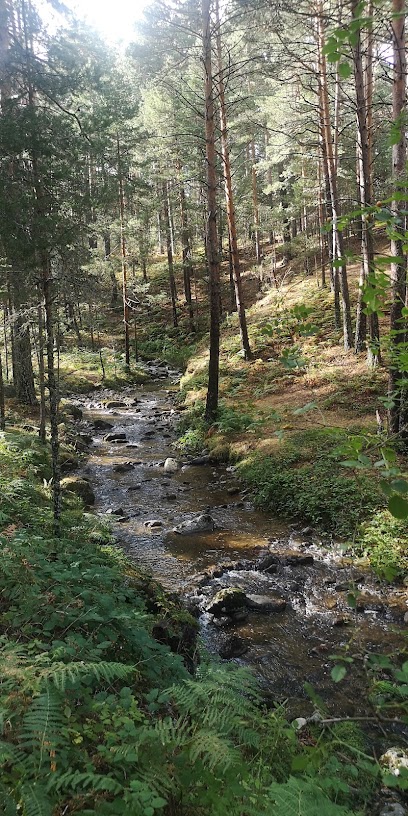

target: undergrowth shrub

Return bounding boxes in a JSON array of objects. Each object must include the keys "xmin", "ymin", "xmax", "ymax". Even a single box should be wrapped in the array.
[
  {"xmin": 238, "ymin": 429, "xmax": 384, "ymax": 537},
  {"xmin": 355, "ymin": 510, "xmax": 408, "ymax": 580}
]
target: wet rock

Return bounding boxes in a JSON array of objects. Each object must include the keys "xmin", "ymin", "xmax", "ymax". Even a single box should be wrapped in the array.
[
  {"xmin": 404, "ymin": 611, "xmax": 408, "ymax": 624},
  {"xmin": 188, "ymin": 455, "xmax": 211, "ymax": 466},
  {"xmin": 113, "ymin": 462, "xmax": 134, "ymax": 473},
  {"xmin": 332, "ymin": 615, "xmax": 352, "ymax": 627},
  {"xmin": 164, "ymin": 493, "xmax": 177, "ymax": 501},
  {"xmin": 283, "ymin": 552, "xmax": 314, "ymax": 566},
  {"xmin": 380, "ymin": 748, "xmax": 408, "ymax": 776},
  {"xmin": 257, "ymin": 554, "xmax": 279, "ymax": 573},
  {"xmin": 143, "ymin": 430, "xmax": 156, "ymax": 437},
  {"xmin": 93, "ymin": 418, "xmax": 113, "ymax": 431},
  {"xmin": 104, "ymin": 432, "xmax": 127, "ymax": 442},
  {"xmin": 164, "ymin": 457, "xmax": 180, "ymax": 473},
  {"xmin": 219, "ymin": 635, "xmax": 249, "ymax": 659},
  {"xmin": 355, "ymin": 593, "xmax": 384, "ymax": 613},
  {"xmin": 335, "ymin": 582, "xmax": 350, "ymax": 592},
  {"xmin": 60, "ymin": 450, "xmax": 79, "ymax": 472},
  {"xmin": 106, "ymin": 507, "xmax": 124, "ymax": 516},
  {"xmin": 379, "ymin": 803, "xmax": 407, "ymax": 816},
  {"xmin": 128, "ymin": 484, "xmax": 142, "ymax": 490},
  {"xmin": 105, "ymin": 400, "xmax": 127, "ymax": 409},
  {"xmin": 63, "ymin": 402, "xmax": 83, "ymax": 420},
  {"xmin": 144, "ymin": 519, "xmax": 163, "ymax": 528},
  {"xmin": 227, "ymin": 486, "xmax": 240, "ymax": 496},
  {"xmin": 245, "ymin": 594, "xmax": 287, "ymax": 613},
  {"xmin": 206, "ymin": 587, "xmax": 247, "ymax": 617},
  {"xmin": 61, "ymin": 476, "xmax": 95, "ymax": 507},
  {"xmin": 173, "ymin": 513, "xmax": 216, "ymax": 535}
]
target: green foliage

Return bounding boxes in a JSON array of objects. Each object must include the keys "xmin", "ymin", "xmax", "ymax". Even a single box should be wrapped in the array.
[
  {"xmin": 355, "ymin": 510, "xmax": 408, "ymax": 580},
  {"xmin": 238, "ymin": 430, "xmax": 383, "ymax": 537},
  {"xmin": 267, "ymin": 777, "xmax": 355, "ymax": 816},
  {"xmin": 215, "ymin": 402, "xmax": 265, "ymax": 435}
]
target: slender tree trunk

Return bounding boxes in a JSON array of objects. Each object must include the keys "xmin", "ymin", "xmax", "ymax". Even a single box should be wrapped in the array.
[
  {"xmin": 37, "ymin": 297, "xmax": 46, "ymax": 443},
  {"xmin": 0, "ymin": 351, "xmax": 5, "ymax": 431},
  {"xmin": 117, "ymin": 133, "xmax": 130, "ymax": 369},
  {"xmin": 162, "ymin": 180, "xmax": 178, "ymax": 328},
  {"xmin": 352, "ymin": 0, "xmax": 380, "ymax": 363},
  {"xmin": 178, "ymin": 162, "xmax": 195, "ymax": 332},
  {"xmin": 388, "ymin": 0, "xmax": 407, "ymax": 435},
  {"xmin": 203, "ymin": 0, "xmax": 221, "ymax": 422},
  {"xmin": 215, "ymin": 0, "xmax": 252, "ymax": 359},
  {"xmin": 250, "ymin": 140, "xmax": 261, "ymax": 265},
  {"xmin": 316, "ymin": 2, "xmax": 352, "ymax": 349}
]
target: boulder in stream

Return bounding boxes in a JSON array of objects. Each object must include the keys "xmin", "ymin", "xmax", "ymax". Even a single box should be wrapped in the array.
[
  {"xmin": 93, "ymin": 419, "xmax": 113, "ymax": 431},
  {"xmin": 173, "ymin": 513, "xmax": 216, "ymax": 535},
  {"xmin": 61, "ymin": 476, "xmax": 95, "ymax": 507},
  {"xmin": 245, "ymin": 594, "xmax": 287, "ymax": 613},
  {"xmin": 113, "ymin": 462, "xmax": 134, "ymax": 473},
  {"xmin": 164, "ymin": 457, "xmax": 180, "ymax": 473},
  {"xmin": 206, "ymin": 587, "xmax": 247, "ymax": 617},
  {"xmin": 104, "ymin": 432, "xmax": 127, "ymax": 443},
  {"xmin": 62, "ymin": 402, "xmax": 83, "ymax": 420},
  {"xmin": 104, "ymin": 400, "xmax": 128, "ymax": 409},
  {"xmin": 219, "ymin": 634, "xmax": 249, "ymax": 660}
]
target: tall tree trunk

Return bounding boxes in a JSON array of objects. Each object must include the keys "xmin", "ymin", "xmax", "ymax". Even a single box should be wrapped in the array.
[
  {"xmin": 37, "ymin": 296, "xmax": 46, "ymax": 443},
  {"xmin": 388, "ymin": 0, "xmax": 407, "ymax": 435},
  {"xmin": 0, "ymin": 351, "xmax": 5, "ymax": 431},
  {"xmin": 250, "ymin": 140, "xmax": 261, "ymax": 265},
  {"xmin": 215, "ymin": 0, "xmax": 252, "ymax": 359},
  {"xmin": 352, "ymin": 0, "xmax": 380, "ymax": 363},
  {"xmin": 162, "ymin": 180, "xmax": 178, "ymax": 328},
  {"xmin": 316, "ymin": 2, "xmax": 353, "ymax": 349},
  {"xmin": 117, "ymin": 133, "xmax": 130, "ymax": 369},
  {"xmin": 177, "ymin": 162, "xmax": 195, "ymax": 331},
  {"xmin": 203, "ymin": 0, "xmax": 221, "ymax": 422}
]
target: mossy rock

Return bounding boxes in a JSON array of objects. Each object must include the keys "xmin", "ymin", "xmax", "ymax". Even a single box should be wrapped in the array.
[
  {"xmin": 61, "ymin": 476, "xmax": 95, "ymax": 507},
  {"xmin": 60, "ymin": 449, "xmax": 79, "ymax": 472},
  {"xmin": 206, "ymin": 587, "xmax": 247, "ymax": 616},
  {"xmin": 209, "ymin": 444, "xmax": 230, "ymax": 463},
  {"xmin": 61, "ymin": 401, "xmax": 83, "ymax": 420}
]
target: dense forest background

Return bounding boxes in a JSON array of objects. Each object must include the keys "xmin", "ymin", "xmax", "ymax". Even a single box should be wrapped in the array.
[{"xmin": 1, "ymin": 0, "xmax": 408, "ymax": 814}]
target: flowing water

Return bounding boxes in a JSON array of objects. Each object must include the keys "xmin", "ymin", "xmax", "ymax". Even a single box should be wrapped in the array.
[{"xmin": 74, "ymin": 365, "xmax": 407, "ymax": 719}]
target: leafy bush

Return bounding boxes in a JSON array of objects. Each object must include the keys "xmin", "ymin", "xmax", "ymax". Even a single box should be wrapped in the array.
[
  {"xmin": 238, "ymin": 430, "xmax": 384, "ymax": 537},
  {"xmin": 356, "ymin": 510, "xmax": 408, "ymax": 580}
]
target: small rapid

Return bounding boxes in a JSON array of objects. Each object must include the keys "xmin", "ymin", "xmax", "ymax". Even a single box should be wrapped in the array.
[{"xmin": 72, "ymin": 364, "xmax": 407, "ymax": 716}]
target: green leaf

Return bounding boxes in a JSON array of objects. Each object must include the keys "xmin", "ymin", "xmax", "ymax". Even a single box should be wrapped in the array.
[
  {"xmin": 390, "ymin": 478, "xmax": 408, "ymax": 494},
  {"xmin": 293, "ymin": 402, "xmax": 318, "ymax": 415},
  {"xmin": 338, "ymin": 61, "xmax": 352, "ymax": 79},
  {"xmin": 331, "ymin": 664, "xmax": 347, "ymax": 683},
  {"xmin": 388, "ymin": 495, "xmax": 408, "ymax": 519}
]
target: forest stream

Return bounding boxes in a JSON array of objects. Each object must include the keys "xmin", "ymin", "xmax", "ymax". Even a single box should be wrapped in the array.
[{"xmin": 74, "ymin": 363, "xmax": 407, "ymax": 720}]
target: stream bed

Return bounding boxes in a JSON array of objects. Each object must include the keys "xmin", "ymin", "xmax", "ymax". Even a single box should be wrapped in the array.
[{"xmin": 73, "ymin": 364, "xmax": 407, "ymax": 719}]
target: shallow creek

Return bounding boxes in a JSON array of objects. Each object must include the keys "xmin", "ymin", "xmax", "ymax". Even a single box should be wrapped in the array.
[{"xmin": 74, "ymin": 368, "xmax": 407, "ymax": 718}]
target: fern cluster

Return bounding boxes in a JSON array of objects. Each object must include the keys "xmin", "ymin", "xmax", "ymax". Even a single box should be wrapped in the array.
[{"xmin": 0, "ymin": 426, "xmax": 365, "ymax": 816}]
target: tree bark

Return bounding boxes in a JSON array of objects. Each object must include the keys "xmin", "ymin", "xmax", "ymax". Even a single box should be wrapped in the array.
[
  {"xmin": 203, "ymin": 0, "xmax": 221, "ymax": 423},
  {"xmin": 316, "ymin": 2, "xmax": 353, "ymax": 349},
  {"xmin": 178, "ymin": 167, "xmax": 195, "ymax": 332},
  {"xmin": 388, "ymin": 0, "xmax": 407, "ymax": 435},
  {"xmin": 162, "ymin": 180, "xmax": 178, "ymax": 328},
  {"xmin": 117, "ymin": 133, "xmax": 130, "ymax": 369},
  {"xmin": 215, "ymin": 0, "xmax": 252, "ymax": 360}
]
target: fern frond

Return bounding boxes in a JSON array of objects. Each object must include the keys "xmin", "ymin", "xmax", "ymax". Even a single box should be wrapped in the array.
[
  {"xmin": 47, "ymin": 770, "xmax": 123, "ymax": 795},
  {"xmin": 0, "ymin": 782, "xmax": 18, "ymax": 816},
  {"xmin": 21, "ymin": 686, "xmax": 63, "ymax": 761},
  {"xmin": 0, "ymin": 739, "xmax": 26, "ymax": 766},
  {"xmin": 188, "ymin": 728, "xmax": 240, "ymax": 772},
  {"xmin": 19, "ymin": 784, "xmax": 53, "ymax": 816},
  {"xmin": 267, "ymin": 778, "xmax": 357, "ymax": 816},
  {"xmin": 41, "ymin": 660, "xmax": 137, "ymax": 691}
]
